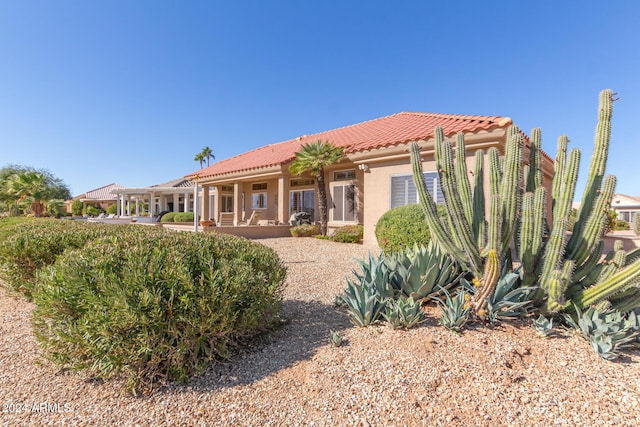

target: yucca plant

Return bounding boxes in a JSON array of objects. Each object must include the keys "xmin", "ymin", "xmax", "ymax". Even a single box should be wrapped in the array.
[
  {"xmin": 437, "ymin": 287, "xmax": 469, "ymax": 334},
  {"xmin": 328, "ymin": 330, "xmax": 344, "ymax": 347},
  {"xmin": 382, "ymin": 297, "xmax": 425, "ymax": 329}
]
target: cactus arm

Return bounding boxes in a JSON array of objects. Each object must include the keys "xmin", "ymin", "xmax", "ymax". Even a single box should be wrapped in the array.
[
  {"xmin": 526, "ymin": 128, "xmax": 543, "ymax": 192},
  {"xmin": 609, "ymin": 287, "xmax": 640, "ymax": 313},
  {"xmin": 532, "ymin": 187, "xmax": 547, "ymax": 258},
  {"xmin": 572, "ymin": 240, "xmax": 604, "ymax": 283},
  {"xmin": 471, "ymin": 249, "xmax": 500, "ymax": 314},
  {"xmin": 488, "ymin": 195, "xmax": 503, "ymax": 254},
  {"xmin": 571, "ymin": 89, "xmax": 613, "ymax": 241},
  {"xmin": 567, "ymin": 175, "xmax": 616, "ymax": 266},
  {"xmin": 500, "ymin": 126, "xmax": 524, "ymax": 252},
  {"xmin": 434, "ymin": 128, "xmax": 482, "ymax": 276},
  {"xmin": 410, "ymin": 141, "xmax": 470, "ymax": 271},
  {"xmin": 488, "ymin": 148, "xmax": 501, "ymax": 197},
  {"xmin": 519, "ymin": 192, "xmax": 535, "ymax": 272},
  {"xmin": 551, "ymin": 135, "xmax": 569, "ymax": 216},
  {"xmin": 574, "ymin": 258, "xmax": 640, "ymax": 308},
  {"xmin": 455, "ymin": 133, "xmax": 474, "ymax": 227},
  {"xmin": 472, "ymin": 150, "xmax": 486, "ymax": 251},
  {"xmin": 539, "ymin": 219, "xmax": 570, "ymax": 292},
  {"xmin": 554, "ymin": 148, "xmax": 581, "ymax": 221}
]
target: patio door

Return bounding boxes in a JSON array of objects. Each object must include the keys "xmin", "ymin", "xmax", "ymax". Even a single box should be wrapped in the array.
[{"xmin": 290, "ymin": 190, "xmax": 315, "ymax": 220}]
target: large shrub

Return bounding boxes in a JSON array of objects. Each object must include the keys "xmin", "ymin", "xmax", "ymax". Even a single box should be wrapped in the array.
[
  {"xmin": 160, "ymin": 212, "xmax": 177, "ymax": 222},
  {"xmin": 330, "ymin": 225, "xmax": 364, "ymax": 243},
  {"xmin": 106, "ymin": 204, "xmax": 118, "ymax": 215},
  {"xmin": 32, "ymin": 228, "xmax": 286, "ymax": 393},
  {"xmin": 0, "ymin": 219, "xmax": 124, "ymax": 297},
  {"xmin": 71, "ymin": 200, "xmax": 83, "ymax": 216},
  {"xmin": 375, "ymin": 204, "xmax": 446, "ymax": 253},
  {"xmin": 290, "ymin": 224, "xmax": 320, "ymax": 237},
  {"xmin": 173, "ymin": 212, "xmax": 195, "ymax": 222}
]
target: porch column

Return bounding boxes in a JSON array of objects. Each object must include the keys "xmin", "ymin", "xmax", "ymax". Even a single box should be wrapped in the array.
[
  {"xmin": 233, "ymin": 183, "xmax": 240, "ymax": 226},
  {"xmin": 135, "ymin": 197, "xmax": 140, "ymax": 216},
  {"xmin": 120, "ymin": 194, "xmax": 125, "ymax": 216},
  {"xmin": 213, "ymin": 186, "xmax": 220, "ymax": 223},
  {"xmin": 148, "ymin": 192, "xmax": 155, "ymax": 217},
  {"xmin": 202, "ymin": 186, "xmax": 210, "ymax": 221},
  {"xmin": 173, "ymin": 194, "xmax": 179, "ymax": 212},
  {"xmin": 184, "ymin": 192, "xmax": 189, "ymax": 212},
  {"xmin": 126, "ymin": 195, "xmax": 131, "ymax": 216},
  {"xmin": 277, "ymin": 176, "xmax": 287, "ymax": 224}
]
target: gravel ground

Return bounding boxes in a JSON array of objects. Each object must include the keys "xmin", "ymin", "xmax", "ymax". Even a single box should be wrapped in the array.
[{"xmin": 1, "ymin": 237, "xmax": 640, "ymax": 426}]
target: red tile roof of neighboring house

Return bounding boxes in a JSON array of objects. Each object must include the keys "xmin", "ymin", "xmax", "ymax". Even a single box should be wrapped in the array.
[
  {"xmin": 187, "ymin": 112, "xmax": 513, "ymax": 179},
  {"xmin": 83, "ymin": 183, "xmax": 124, "ymax": 201}
]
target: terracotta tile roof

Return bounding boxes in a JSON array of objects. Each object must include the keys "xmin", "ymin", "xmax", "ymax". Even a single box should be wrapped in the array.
[
  {"xmin": 188, "ymin": 112, "xmax": 512, "ymax": 179},
  {"xmin": 83, "ymin": 183, "xmax": 124, "ymax": 201}
]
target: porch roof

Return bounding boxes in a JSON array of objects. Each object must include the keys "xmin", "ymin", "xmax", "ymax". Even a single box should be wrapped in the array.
[{"xmin": 186, "ymin": 112, "xmax": 513, "ymax": 180}]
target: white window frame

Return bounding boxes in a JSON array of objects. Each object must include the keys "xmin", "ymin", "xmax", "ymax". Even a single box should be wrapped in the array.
[
  {"xmin": 390, "ymin": 172, "xmax": 443, "ymax": 209},
  {"xmin": 330, "ymin": 182, "xmax": 357, "ymax": 223}
]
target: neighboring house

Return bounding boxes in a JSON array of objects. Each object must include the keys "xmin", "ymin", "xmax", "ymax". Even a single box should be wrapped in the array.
[
  {"xmin": 66, "ymin": 183, "xmax": 124, "ymax": 214},
  {"xmin": 186, "ymin": 112, "xmax": 555, "ymax": 246},
  {"xmin": 110, "ymin": 178, "xmax": 197, "ymax": 217},
  {"xmin": 611, "ymin": 194, "xmax": 640, "ymax": 225}
]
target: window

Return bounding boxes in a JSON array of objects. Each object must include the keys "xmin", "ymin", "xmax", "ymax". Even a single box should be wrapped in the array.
[
  {"xmin": 252, "ymin": 183, "xmax": 267, "ymax": 191},
  {"xmin": 334, "ymin": 170, "xmax": 356, "ymax": 181},
  {"xmin": 221, "ymin": 195, "xmax": 233, "ymax": 213},
  {"xmin": 290, "ymin": 178, "xmax": 315, "ymax": 187},
  {"xmin": 390, "ymin": 172, "xmax": 443, "ymax": 209},
  {"xmin": 290, "ymin": 190, "xmax": 315, "ymax": 220},
  {"xmin": 220, "ymin": 185, "xmax": 234, "ymax": 192},
  {"xmin": 332, "ymin": 184, "xmax": 356, "ymax": 222},
  {"xmin": 252, "ymin": 192, "xmax": 267, "ymax": 209}
]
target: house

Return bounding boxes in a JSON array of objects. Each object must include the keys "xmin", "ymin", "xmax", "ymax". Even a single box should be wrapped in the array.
[
  {"xmin": 66, "ymin": 183, "xmax": 124, "ymax": 214},
  {"xmin": 110, "ymin": 177, "xmax": 197, "ymax": 217},
  {"xmin": 611, "ymin": 194, "xmax": 640, "ymax": 225},
  {"xmin": 186, "ymin": 112, "xmax": 554, "ymax": 246}
]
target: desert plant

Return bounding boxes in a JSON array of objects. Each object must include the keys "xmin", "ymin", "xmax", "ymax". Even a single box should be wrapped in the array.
[
  {"xmin": 437, "ymin": 288, "xmax": 469, "ymax": 333},
  {"xmin": 375, "ymin": 204, "xmax": 432, "ymax": 252},
  {"xmin": 563, "ymin": 306, "xmax": 640, "ymax": 360},
  {"xmin": 410, "ymin": 89, "xmax": 640, "ymax": 317},
  {"xmin": 71, "ymin": 199, "xmax": 83, "ymax": 216},
  {"xmin": 386, "ymin": 242, "xmax": 464, "ymax": 301},
  {"xmin": 330, "ymin": 225, "xmax": 363, "ymax": 243},
  {"xmin": 32, "ymin": 228, "xmax": 286, "ymax": 393},
  {"xmin": 290, "ymin": 224, "xmax": 320, "ymax": 237},
  {"xmin": 382, "ymin": 296, "xmax": 425, "ymax": 329},
  {"xmin": 340, "ymin": 277, "xmax": 385, "ymax": 326},
  {"xmin": 85, "ymin": 205, "xmax": 102, "ymax": 217},
  {"xmin": 329, "ymin": 331, "xmax": 344, "ymax": 347},
  {"xmin": 484, "ymin": 269, "xmax": 536, "ymax": 325},
  {"xmin": 532, "ymin": 315, "xmax": 554, "ymax": 337}
]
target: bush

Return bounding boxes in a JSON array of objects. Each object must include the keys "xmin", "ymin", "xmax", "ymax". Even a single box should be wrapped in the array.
[
  {"xmin": 106, "ymin": 204, "xmax": 118, "ymax": 215},
  {"xmin": 0, "ymin": 219, "xmax": 127, "ymax": 297},
  {"xmin": 173, "ymin": 212, "xmax": 195, "ymax": 223},
  {"xmin": 71, "ymin": 200, "xmax": 83, "ymax": 216},
  {"xmin": 614, "ymin": 220, "xmax": 630, "ymax": 231},
  {"xmin": 290, "ymin": 224, "xmax": 320, "ymax": 237},
  {"xmin": 160, "ymin": 212, "xmax": 177, "ymax": 222},
  {"xmin": 634, "ymin": 212, "xmax": 640, "ymax": 236},
  {"xmin": 375, "ymin": 204, "xmax": 446, "ymax": 253},
  {"xmin": 330, "ymin": 225, "xmax": 364, "ymax": 243},
  {"xmin": 32, "ymin": 228, "xmax": 286, "ymax": 393},
  {"xmin": 85, "ymin": 205, "xmax": 103, "ymax": 217}
]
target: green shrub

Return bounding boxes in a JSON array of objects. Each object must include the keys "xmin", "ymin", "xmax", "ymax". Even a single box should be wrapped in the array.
[
  {"xmin": 375, "ymin": 204, "xmax": 447, "ymax": 253},
  {"xmin": 106, "ymin": 204, "xmax": 118, "ymax": 215},
  {"xmin": 173, "ymin": 212, "xmax": 195, "ymax": 223},
  {"xmin": 634, "ymin": 213, "xmax": 640, "ymax": 236},
  {"xmin": 71, "ymin": 200, "xmax": 83, "ymax": 216},
  {"xmin": 290, "ymin": 224, "xmax": 320, "ymax": 237},
  {"xmin": 85, "ymin": 205, "xmax": 102, "ymax": 217},
  {"xmin": 160, "ymin": 212, "xmax": 177, "ymax": 222},
  {"xmin": 613, "ymin": 220, "xmax": 630, "ymax": 231},
  {"xmin": 330, "ymin": 225, "xmax": 363, "ymax": 243},
  {"xmin": 32, "ymin": 228, "xmax": 286, "ymax": 393},
  {"xmin": 0, "ymin": 219, "xmax": 127, "ymax": 297}
]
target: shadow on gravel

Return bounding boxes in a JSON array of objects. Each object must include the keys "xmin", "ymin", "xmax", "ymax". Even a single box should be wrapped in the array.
[{"xmin": 171, "ymin": 299, "xmax": 352, "ymax": 393}]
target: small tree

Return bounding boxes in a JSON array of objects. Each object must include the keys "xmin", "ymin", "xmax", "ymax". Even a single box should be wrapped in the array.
[
  {"xmin": 71, "ymin": 200, "xmax": 83, "ymax": 216},
  {"xmin": 194, "ymin": 152, "xmax": 205, "ymax": 168},
  {"xmin": 289, "ymin": 140, "xmax": 344, "ymax": 236},
  {"xmin": 201, "ymin": 146, "xmax": 214, "ymax": 166}
]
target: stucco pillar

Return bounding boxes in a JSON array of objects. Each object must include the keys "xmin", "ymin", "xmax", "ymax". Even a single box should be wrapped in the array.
[
  {"xmin": 172, "ymin": 194, "xmax": 179, "ymax": 213},
  {"xmin": 233, "ymin": 183, "xmax": 240, "ymax": 226},
  {"xmin": 277, "ymin": 176, "xmax": 287, "ymax": 224},
  {"xmin": 126, "ymin": 195, "xmax": 131, "ymax": 216},
  {"xmin": 213, "ymin": 187, "xmax": 220, "ymax": 223},
  {"xmin": 184, "ymin": 192, "xmax": 189, "ymax": 212},
  {"xmin": 149, "ymin": 192, "xmax": 155, "ymax": 217},
  {"xmin": 202, "ymin": 186, "xmax": 210, "ymax": 220}
]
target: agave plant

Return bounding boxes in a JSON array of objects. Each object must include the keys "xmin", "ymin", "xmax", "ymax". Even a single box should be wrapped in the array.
[
  {"xmin": 351, "ymin": 252, "xmax": 396, "ymax": 300},
  {"xmin": 340, "ymin": 277, "xmax": 385, "ymax": 326},
  {"xmin": 328, "ymin": 330, "xmax": 344, "ymax": 347},
  {"xmin": 386, "ymin": 242, "xmax": 463, "ymax": 301},
  {"xmin": 484, "ymin": 268, "xmax": 536, "ymax": 325},
  {"xmin": 563, "ymin": 306, "xmax": 640, "ymax": 360},
  {"xmin": 532, "ymin": 315, "xmax": 554, "ymax": 337},
  {"xmin": 437, "ymin": 287, "xmax": 469, "ymax": 334},
  {"xmin": 382, "ymin": 296, "xmax": 425, "ymax": 329}
]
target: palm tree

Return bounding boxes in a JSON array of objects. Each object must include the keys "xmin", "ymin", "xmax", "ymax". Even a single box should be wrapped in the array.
[
  {"xmin": 289, "ymin": 140, "xmax": 345, "ymax": 236},
  {"xmin": 201, "ymin": 146, "xmax": 215, "ymax": 166},
  {"xmin": 194, "ymin": 152, "xmax": 206, "ymax": 169},
  {"xmin": 8, "ymin": 171, "xmax": 46, "ymax": 216}
]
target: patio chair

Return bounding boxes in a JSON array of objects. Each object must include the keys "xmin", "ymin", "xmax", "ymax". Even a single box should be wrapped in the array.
[
  {"xmin": 218, "ymin": 212, "xmax": 234, "ymax": 226},
  {"xmin": 240, "ymin": 211, "xmax": 261, "ymax": 226}
]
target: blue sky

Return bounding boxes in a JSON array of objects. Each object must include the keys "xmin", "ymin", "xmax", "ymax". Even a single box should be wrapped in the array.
[{"xmin": 1, "ymin": 1, "xmax": 638, "ymax": 198}]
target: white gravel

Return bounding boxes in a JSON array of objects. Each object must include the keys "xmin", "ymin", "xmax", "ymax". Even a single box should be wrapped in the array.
[{"xmin": 1, "ymin": 237, "xmax": 639, "ymax": 426}]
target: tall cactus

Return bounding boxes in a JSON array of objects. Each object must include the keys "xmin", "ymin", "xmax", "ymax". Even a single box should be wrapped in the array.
[{"xmin": 411, "ymin": 89, "xmax": 640, "ymax": 318}]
